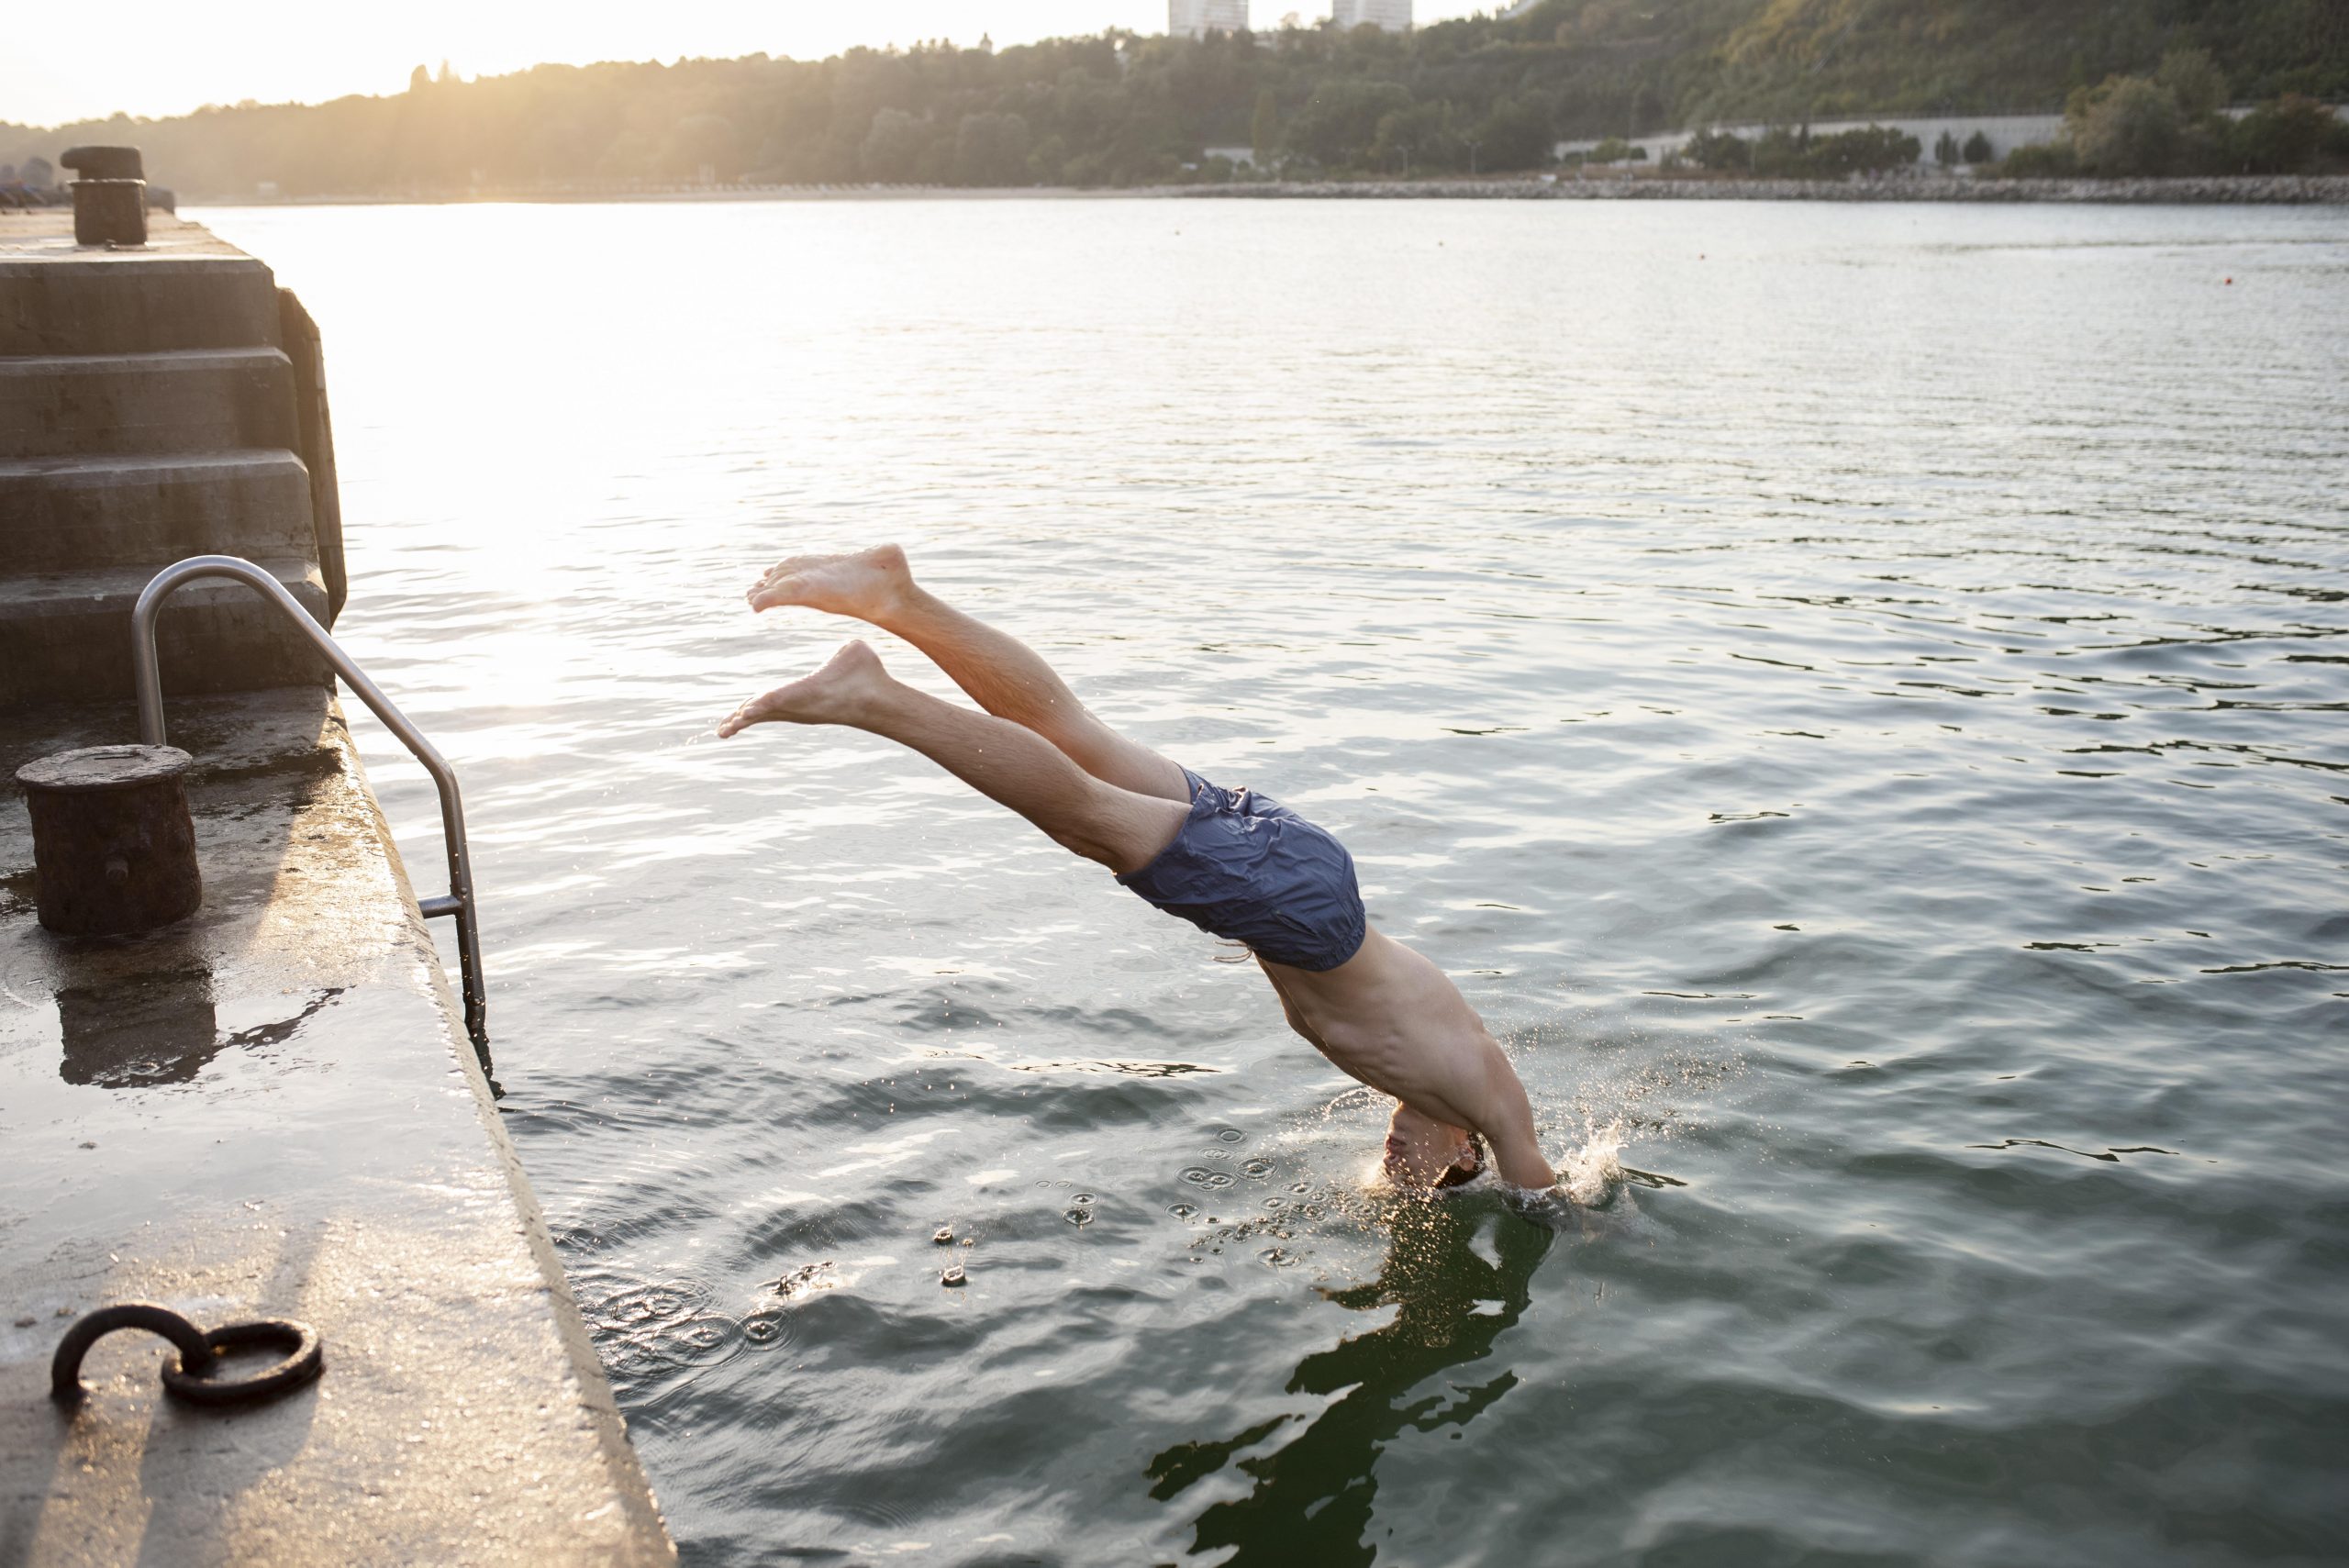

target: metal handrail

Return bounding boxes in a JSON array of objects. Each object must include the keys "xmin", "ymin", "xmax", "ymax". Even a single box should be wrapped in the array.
[{"xmin": 131, "ymin": 555, "xmax": 488, "ymax": 1050}]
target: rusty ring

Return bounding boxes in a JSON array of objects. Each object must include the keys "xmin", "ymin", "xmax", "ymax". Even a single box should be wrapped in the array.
[
  {"xmin": 50, "ymin": 1301, "xmax": 214, "ymax": 1403},
  {"xmin": 161, "ymin": 1318, "xmax": 323, "ymax": 1406}
]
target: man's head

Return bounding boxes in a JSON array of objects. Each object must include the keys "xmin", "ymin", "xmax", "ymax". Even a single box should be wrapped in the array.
[{"xmin": 1384, "ymin": 1103, "xmax": 1483, "ymax": 1189}]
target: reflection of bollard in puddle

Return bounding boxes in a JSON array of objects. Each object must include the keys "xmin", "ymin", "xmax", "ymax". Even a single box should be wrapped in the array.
[
  {"xmin": 58, "ymin": 970, "xmax": 220, "ymax": 1087},
  {"xmin": 16, "ymin": 743, "xmax": 202, "ymax": 935},
  {"xmin": 61, "ymin": 145, "xmax": 148, "ymax": 247}
]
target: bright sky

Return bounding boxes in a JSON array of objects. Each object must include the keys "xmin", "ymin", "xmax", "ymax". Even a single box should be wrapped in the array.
[{"xmin": 6, "ymin": 2, "xmax": 1490, "ymax": 128}]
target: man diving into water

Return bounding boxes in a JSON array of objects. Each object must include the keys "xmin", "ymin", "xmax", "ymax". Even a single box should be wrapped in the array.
[{"xmin": 717, "ymin": 546, "xmax": 1558, "ymax": 1195}]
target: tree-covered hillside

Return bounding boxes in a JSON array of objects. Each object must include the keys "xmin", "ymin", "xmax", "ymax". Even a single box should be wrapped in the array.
[{"xmin": 4, "ymin": 0, "xmax": 2342, "ymax": 195}]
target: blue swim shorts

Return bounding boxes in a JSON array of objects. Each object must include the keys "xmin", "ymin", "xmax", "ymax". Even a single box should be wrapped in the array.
[{"xmin": 1116, "ymin": 768, "xmax": 1368, "ymax": 972}]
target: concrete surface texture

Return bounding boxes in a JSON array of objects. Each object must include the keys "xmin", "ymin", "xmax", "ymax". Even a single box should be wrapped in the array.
[
  {"xmin": 0, "ymin": 688, "xmax": 674, "ymax": 1565},
  {"xmin": 0, "ymin": 212, "xmax": 343, "ymax": 707}
]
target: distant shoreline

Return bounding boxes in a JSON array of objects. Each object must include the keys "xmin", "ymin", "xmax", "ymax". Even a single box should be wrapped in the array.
[
  {"xmin": 130, "ymin": 172, "xmax": 2349, "ymax": 208},
  {"xmin": 1183, "ymin": 173, "xmax": 2349, "ymax": 204}
]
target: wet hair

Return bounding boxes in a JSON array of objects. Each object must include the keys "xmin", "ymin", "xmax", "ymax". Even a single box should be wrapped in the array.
[{"xmin": 1431, "ymin": 1133, "xmax": 1488, "ymax": 1190}]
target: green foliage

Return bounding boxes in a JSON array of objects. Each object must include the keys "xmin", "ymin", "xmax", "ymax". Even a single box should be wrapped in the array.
[
  {"xmin": 862, "ymin": 107, "xmax": 930, "ymax": 183},
  {"xmin": 1961, "ymin": 129, "xmax": 1993, "ymax": 163},
  {"xmin": 1999, "ymin": 141, "xmax": 2078, "ymax": 178},
  {"xmin": 2227, "ymin": 93, "xmax": 2336, "ymax": 172},
  {"xmin": 1808, "ymin": 124, "xmax": 1920, "ymax": 174},
  {"xmin": 1371, "ymin": 99, "xmax": 1456, "ymax": 174},
  {"xmin": 1284, "ymin": 79, "xmax": 1412, "ymax": 170},
  {"xmin": 3, "ymin": 1, "xmax": 2343, "ymax": 195},
  {"xmin": 1587, "ymin": 136, "xmax": 1635, "ymax": 165},
  {"xmin": 1470, "ymin": 95, "xmax": 1558, "ymax": 172},
  {"xmin": 1934, "ymin": 129, "xmax": 1959, "ymax": 166},
  {"xmin": 1683, "ymin": 127, "xmax": 1752, "ymax": 171},
  {"xmin": 2155, "ymin": 47, "xmax": 2228, "ymax": 122},
  {"xmin": 1678, "ymin": 122, "xmax": 1919, "ymax": 178},
  {"xmin": 1250, "ymin": 88, "xmax": 1278, "ymax": 163},
  {"xmin": 954, "ymin": 112, "xmax": 1030, "ymax": 185},
  {"xmin": 2067, "ymin": 74, "xmax": 2185, "ymax": 176}
]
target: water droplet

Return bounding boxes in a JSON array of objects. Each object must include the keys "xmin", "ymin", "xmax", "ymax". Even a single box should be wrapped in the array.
[
  {"xmin": 1241, "ymin": 1161, "xmax": 1272, "ymax": 1179},
  {"xmin": 1064, "ymin": 1207, "xmax": 1093, "ymax": 1227},
  {"xmin": 932, "ymin": 1226, "xmax": 954, "ymax": 1244},
  {"xmin": 1217, "ymin": 1129, "xmax": 1244, "ymax": 1143},
  {"xmin": 941, "ymin": 1265, "xmax": 966, "ymax": 1286},
  {"xmin": 1071, "ymin": 1193, "xmax": 1095, "ymax": 1206},
  {"xmin": 1168, "ymin": 1202, "xmax": 1198, "ymax": 1219}
]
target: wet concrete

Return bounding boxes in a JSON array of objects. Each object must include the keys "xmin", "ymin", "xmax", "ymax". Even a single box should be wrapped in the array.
[{"xmin": 0, "ymin": 688, "xmax": 673, "ymax": 1565}]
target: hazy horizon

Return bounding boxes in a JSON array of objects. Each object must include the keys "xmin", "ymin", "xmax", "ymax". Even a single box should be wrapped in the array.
[{"xmin": 4, "ymin": 0, "xmax": 1487, "ymax": 130}]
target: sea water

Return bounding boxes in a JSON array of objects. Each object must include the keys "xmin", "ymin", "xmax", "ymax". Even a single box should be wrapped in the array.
[{"xmin": 198, "ymin": 198, "xmax": 2349, "ymax": 1565}]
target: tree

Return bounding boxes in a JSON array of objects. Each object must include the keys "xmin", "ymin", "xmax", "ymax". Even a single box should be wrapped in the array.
[
  {"xmin": 1683, "ymin": 127, "xmax": 1750, "ymax": 172},
  {"xmin": 1251, "ymin": 88, "xmax": 1278, "ymax": 164},
  {"xmin": 2068, "ymin": 75, "xmax": 2184, "ymax": 176},
  {"xmin": 1806, "ymin": 124, "xmax": 1920, "ymax": 175},
  {"xmin": 1962, "ymin": 129, "xmax": 1993, "ymax": 163},
  {"xmin": 1470, "ymin": 95, "xmax": 1554, "ymax": 172},
  {"xmin": 408, "ymin": 65, "xmax": 431, "ymax": 95},
  {"xmin": 2229, "ymin": 94, "xmax": 2334, "ymax": 173},
  {"xmin": 861, "ymin": 106, "xmax": 929, "ymax": 182},
  {"xmin": 1372, "ymin": 99, "xmax": 1453, "ymax": 176},
  {"xmin": 669, "ymin": 114, "xmax": 740, "ymax": 179},
  {"xmin": 953, "ymin": 111, "xmax": 1030, "ymax": 185},
  {"xmin": 1283, "ymin": 79, "xmax": 1410, "ymax": 169},
  {"xmin": 1588, "ymin": 135, "xmax": 1633, "ymax": 164},
  {"xmin": 1934, "ymin": 129, "xmax": 1959, "ymax": 166},
  {"xmin": 2155, "ymin": 47, "xmax": 2228, "ymax": 122},
  {"xmin": 1027, "ymin": 133, "xmax": 1070, "ymax": 183},
  {"xmin": 2000, "ymin": 141, "xmax": 2076, "ymax": 178}
]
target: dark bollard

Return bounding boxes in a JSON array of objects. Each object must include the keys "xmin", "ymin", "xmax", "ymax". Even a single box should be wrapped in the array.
[
  {"xmin": 16, "ymin": 744, "xmax": 202, "ymax": 935},
  {"xmin": 61, "ymin": 145, "xmax": 147, "ymax": 247}
]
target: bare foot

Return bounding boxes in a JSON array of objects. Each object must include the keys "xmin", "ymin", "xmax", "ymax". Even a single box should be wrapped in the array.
[
  {"xmin": 717, "ymin": 640, "xmax": 891, "ymax": 738},
  {"xmin": 747, "ymin": 544, "xmax": 913, "ymax": 620}
]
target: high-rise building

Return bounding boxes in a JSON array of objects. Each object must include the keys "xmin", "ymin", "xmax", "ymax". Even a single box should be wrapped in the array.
[
  {"xmin": 1331, "ymin": 0, "xmax": 1410, "ymax": 28},
  {"xmin": 1170, "ymin": 0, "xmax": 1251, "ymax": 39}
]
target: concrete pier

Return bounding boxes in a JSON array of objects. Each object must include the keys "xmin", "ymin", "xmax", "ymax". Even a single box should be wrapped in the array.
[
  {"xmin": 1, "ymin": 212, "xmax": 674, "ymax": 1562},
  {"xmin": 0, "ymin": 214, "xmax": 339, "ymax": 707}
]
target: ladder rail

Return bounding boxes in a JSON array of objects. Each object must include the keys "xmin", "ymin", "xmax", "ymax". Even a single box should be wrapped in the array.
[{"xmin": 131, "ymin": 555, "xmax": 488, "ymax": 1050}]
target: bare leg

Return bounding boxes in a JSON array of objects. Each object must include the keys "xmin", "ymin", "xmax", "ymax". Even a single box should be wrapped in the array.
[
  {"xmin": 718, "ymin": 641, "xmax": 1186, "ymax": 874},
  {"xmin": 745, "ymin": 545, "xmax": 1191, "ymax": 804}
]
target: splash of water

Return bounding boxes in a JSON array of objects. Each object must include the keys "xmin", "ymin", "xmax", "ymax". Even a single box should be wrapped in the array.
[{"xmin": 1555, "ymin": 1117, "xmax": 1628, "ymax": 1207}]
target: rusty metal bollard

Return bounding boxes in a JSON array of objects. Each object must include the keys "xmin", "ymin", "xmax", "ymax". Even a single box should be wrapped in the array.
[
  {"xmin": 15, "ymin": 744, "xmax": 201, "ymax": 935},
  {"xmin": 61, "ymin": 145, "xmax": 147, "ymax": 247}
]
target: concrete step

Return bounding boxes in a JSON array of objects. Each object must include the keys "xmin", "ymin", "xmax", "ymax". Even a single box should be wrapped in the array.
[
  {"xmin": 0, "ymin": 450, "xmax": 316, "ymax": 573},
  {"xmin": 0, "ymin": 557, "xmax": 331, "ymax": 707},
  {"xmin": 0, "ymin": 253, "xmax": 282, "ymax": 355},
  {"xmin": 0, "ymin": 348, "xmax": 297, "ymax": 460}
]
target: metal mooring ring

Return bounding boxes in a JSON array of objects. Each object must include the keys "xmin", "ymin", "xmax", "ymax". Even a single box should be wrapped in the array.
[
  {"xmin": 161, "ymin": 1318, "xmax": 323, "ymax": 1406},
  {"xmin": 50, "ymin": 1302, "xmax": 214, "ymax": 1402},
  {"xmin": 49, "ymin": 1303, "xmax": 321, "ymax": 1407}
]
